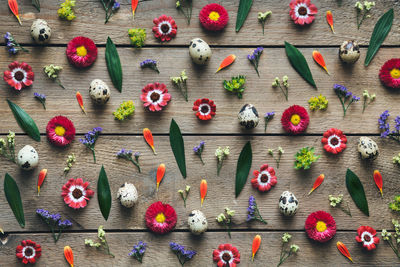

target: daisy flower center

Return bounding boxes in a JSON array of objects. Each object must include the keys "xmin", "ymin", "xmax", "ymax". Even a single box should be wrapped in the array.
[
  {"xmin": 316, "ymin": 221, "xmax": 327, "ymax": 232},
  {"xmin": 24, "ymin": 247, "xmax": 34, "ymax": 257},
  {"xmin": 155, "ymin": 212, "xmax": 166, "ymax": 223},
  {"xmin": 72, "ymin": 188, "xmax": 83, "ymax": 199},
  {"xmin": 260, "ymin": 174, "xmax": 269, "ymax": 183},
  {"xmin": 363, "ymin": 234, "xmax": 371, "ymax": 242},
  {"xmin": 14, "ymin": 71, "xmax": 25, "ymax": 81},
  {"xmin": 222, "ymin": 252, "xmax": 231, "ymax": 262},
  {"xmin": 209, "ymin": 11, "xmax": 220, "ymax": 21},
  {"xmin": 55, "ymin": 126, "xmax": 66, "ymax": 136},
  {"xmin": 390, "ymin": 68, "xmax": 400, "ymax": 79},
  {"xmin": 290, "ymin": 114, "xmax": 301, "ymax": 125},
  {"xmin": 150, "ymin": 92, "xmax": 160, "ymax": 102},
  {"xmin": 298, "ymin": 6, "xmax": 308, "ymax": 16},
  {"xmin": 160, "ymin": 23, "xmax": 171, "ymax": 34},
  {"xmin": 200, "ymin": 104, "xmax": 210, "ymax": 114},
  {"xmin": 76, "ymin": 45, "xmax": 88, "ymax": 57}
]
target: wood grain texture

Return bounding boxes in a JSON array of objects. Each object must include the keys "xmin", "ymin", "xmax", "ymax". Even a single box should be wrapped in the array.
[
  {"xmin": 1, "ymin": 232, "xmax": 399, "ymax": 266},
  {"xmin": 1, "ymin": 0, "xmax": 400, "ymax": 46},
  {"xmin": 1, "ymin": 136, "xmax": 399, "ymax": 232},
  {"xmin": 1, "ymin": 47, "xmax": 399, "ymax": 135}
]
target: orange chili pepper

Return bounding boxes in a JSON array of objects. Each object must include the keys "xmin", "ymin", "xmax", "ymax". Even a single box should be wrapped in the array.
[
  {"xmin": 252, "ymin": 235, "xmax": 261, "ymax": 261},
  {"xmin": 76, "ymin": 91, "xmax": 86, "ymax": 114},
  {"xmin": 336, "ymin": 241, "xmax": 353, "ymax": 262},
  {"xmin": 37, "ymin": 169, "xmax": 47, "ymax": 196},
  {"xmin": 143, "ymin": 128, "xmax": 157, "ymax": 155},
  {"xmin": 373, "ymin": 170, "xmax": 383, "ymax": 197},
  {"xmin": 8, "ymin": 0, "xmax": 22, "ymax": 25},
  {"xmin": 156, "ymin": 164, "xmax": 166, "ymax": 191},
  {"xmin": 326, "ymin": 11, "xmax": 335, "ymax": 33},
  {"xmin": 216, "ymin": 54, "xmax": 236, "ymax": 73},
  {"xmin": 131, "ymin": 0, "xmax": 138, "ymax": 19},
  {"xmin": 64, "ymin": 246, "xmax": 74, "ymax": 267},
  {"xmin": 200, "ymin": 179, "xmax": 207, "ymax": 207},
  {"xmin": 312, "ymin": 51, "xmax": 330, "ymax": 75},
  {"xmin": 308, "ymin": 174, "xmax": 324, "ymax": 195}
]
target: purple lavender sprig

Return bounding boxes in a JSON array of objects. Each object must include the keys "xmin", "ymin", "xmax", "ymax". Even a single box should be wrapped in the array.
[
  {"xmin": 264, "ymin": 112, "xmax": 275, "ymax": 133},
  {"xmin": 34, "ymin": 92, "xmax": 46, "ymax": 110},
  {"xmin": 116, "ymin": 149, "xmax": 141, "ymax": 172},
  {"xmin": 378, "ymin": 110, "xmax": 400, "ymax": 144},
  {"xmin": 140, "ymin": 59, "xmax": 160, "ymax": 74},
  {"xmin": 100, "ymin": 0, "xmax": 120, "ymax": 23},
  {"xmin": 79, "ymin": 127, "xmax": 102, "ymax": 163},
  {"xmin": 169, "ymin": 242, "xmax": 197, "ymax": 266},
  {"xmin": 247, "ymin": 196, "xmax": 268, "ymax": 224},
  {"xmin": 193, "ymin": 141, "xmax": 205, "ymax": 165},
  {"xmin": 333, "ymin": 84, "xmax": 360, "ymax": 117},
  {"xmin": 36, "ymin": 209, "xmax": 72, "ymax": 242},
  {"xmin": 4, "ymin": 32, "xmax": 28, "ymax": 54},
  {"xmin": 247, "ymin": 47, "xmax": 263, "ymax": 77},
  {"xmin": 129, "ymin": 241, "xmax": 147, "ymax": 263}
]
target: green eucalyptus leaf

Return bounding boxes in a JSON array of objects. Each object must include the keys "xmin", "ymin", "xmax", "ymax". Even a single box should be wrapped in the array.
[
  {"xmin": 169, "ymin": 119, "xmax": 186, "ymax": 179},
  {"xmin": 98, "ymin": 165, "xmax": 112, "ymax": 221},
  {"xmin": 346, "ymin": 168, "xmax": 369, "ymax": 216},
  {"xmin": 105, "ymin": 37, "xmax": 123, "ymax": 92},
  {"xmin": 365, "ymin": 9, "xmax": 394, "ymax": 66},
  {"xmin": 7, "ymin": 99, "xmax": 40, "ymax": 141},
  {"xmin": 4, "ymin": 173, "xmax": 25, "ymax": 228},
  {"xmin": 32, "ymin": 0, "xmax": 40, "ymax": 12},
  {"xmin": 236, "ymin": 0, "xmax": 253, "ymax": 32},
  {"xmin": 235, "ymin": 141, "xmax": 252, "ymax": 198},
  {"xmin": 284, "ymin": 41, "xmax": 316, "ymax": 88}
]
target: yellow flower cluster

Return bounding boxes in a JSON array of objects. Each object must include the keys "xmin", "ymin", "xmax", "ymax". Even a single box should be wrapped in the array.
[
  {"xmin": 113, "ymin": 101, "xmax": 135, "ymax": 121},
  {"xmin": 58, "ymin": 0, "xmax": 76, "ymax": 21},
  {"xmin": 308, "ymin": 94, "xmax": 328, "ymax": 110},
  {"xmin": 128, "ymin": 28, "xmax": 146, "ymax": 48}
]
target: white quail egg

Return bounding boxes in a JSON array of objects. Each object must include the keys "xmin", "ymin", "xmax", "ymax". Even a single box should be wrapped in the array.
[
  {"xmin": 238, "ymin": 104, "xmax": 259, "ymax": 129},
  {"xmin": 358, "ymin": 136, "xmax": 379, "ymax": 160},
  {"xmin": 17, "ymin": 145, "xmax": 39, "ymax": 171},
  {"xmin": 89, "ymin": 79, "xmax": 110, "ymax": 105},
  {"xmin": 31, "ymin": 19, "xmax": 51, "ymax": 44},
  {"xmin": 279, "ymin": 191, "xmax": 299, "ymax": 216},
  {"xmin": 189, "ymin": 38, "xmax": 212, "ymax": 65},
  {"xmin": 339, "ymin": 40, "xmax": 360, "ymax": 64},
  {"xmin": 117, "ymin": 182, "xmax": 138, "ymax": 208},
  {"xmin": 187, "ymin": 210, "xmax": 208, "ymax": 235}
]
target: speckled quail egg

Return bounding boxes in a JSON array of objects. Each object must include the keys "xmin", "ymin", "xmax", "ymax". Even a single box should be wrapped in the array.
[
  {"xmin": 358, "ymin": 136, "xmax": 379, "ymax": 160},
  {"xmin": 188, "ymin": 210, "xmax": 208, "ymax": 235},
  {"xmin": 279, "ymin": 191, "xmax": 299, "ymax": 216},
  {"xmin": 89, "ymin": 79, "xmax": 110, "ymax": 105},
  {"xmin": 189, "ymin": 38, "xmax": 212, "ymax": 65},
  {"xmin": 238, "ymin": 104, "xmax": 259, "ymax": 129},
  {"xmin": 31, "ymin": 19, "xmax": 51, "ymax": 44},
  {"xmin": 17, "ymin": 145, "xmax": 39, "ymax": 171},
  {"xmin": 117, "ymin": 183, "xmax": 138, "ymax": 208},
  {"xmin": 339, "ymin": 40, "xmax": 360, "ymax": 64}
]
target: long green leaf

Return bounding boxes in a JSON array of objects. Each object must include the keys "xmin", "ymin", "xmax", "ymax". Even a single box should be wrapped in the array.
[
  {"xmin": 169, "ymin": 119, "xmax": 186, "ymax": 178},
  {"xmin": 235, "ymin": 0, "xmax": 253, "ymax": 32},
  {"xmin": 7, "ymin": 99, "xmax": 40, "ymax": 141},
  {"xmin": 365, "ymin": 9, "xmax": 394, "ymax": 66},
  {"xmin": 284, "ymin": 41, "xmax": 316, "ymax": 88},
  {"xmin": 4, "ymin": 173, "xmax": 25, "ymax": 228},
  {"xmin": 105, "ymin": 37, "xmax": 123, "ymax": 92},
  {"xmin": 98, "ymin": 165, "xmax": 111, "ymax": 221},
  {"xmin": 32, "ymin": 0, "xmax": 40, "ymax": 12},
  {"xmin": 235, "ymin": 141, "xmax": 252, "ymax": 198},
  {"xmin": 346, "ymin": 168, "xmax": 369, "ymax": 216}
]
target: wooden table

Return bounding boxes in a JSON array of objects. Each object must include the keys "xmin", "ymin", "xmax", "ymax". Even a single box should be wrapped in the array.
[{"xmin": 1, "ymin": 0, "xmax": 400, "ymax": 266}]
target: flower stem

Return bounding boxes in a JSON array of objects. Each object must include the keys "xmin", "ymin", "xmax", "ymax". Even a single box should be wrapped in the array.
[
  {"xmin": 217, "ymin": 161, "xmax": 223, "ymax": 176},
  {"xmin": 55, "ymin": 78, "xmax": 66, "ymax": 89},
  {"xmin": 91, "ymin": 148, "xmax": 96, "ymax": 163},
  {"xmin": 261, "ymin": 21, "xmax": 265, "ymax": 35},
  {"xmin": 129, "ymin": 158, "xmax": 141, "ymax": 173},
  {"xmin": 198, "ymin": 154, "xmax": 205, "ymax": 165},
  {"xmin": 264, "ymin": 121, "xmax": 269, "ymax": 133},
  {"xmin": 227, "ymin": 224, "xmax": 231, "ymax": 238},
  {"xmin": 278, "ymin": 84, "xmax": 288, "ymax": 101},
  {"xmin": 358, "ymin": 11, "xmax": 368, "ymax": 29},
  {"xmin": 338, "ymin": 96, "xmax": 346, "ymax": 117}
]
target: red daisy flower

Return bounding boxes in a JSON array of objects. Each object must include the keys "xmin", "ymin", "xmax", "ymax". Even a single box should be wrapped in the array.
[
  {"xmin": 3, "ymin": 61, "xmax": 34, "ymax": 91},
  {"xmin": 305, "ymin": 210, "xmax": 336, "ymax": 243},
  {"xmin": 213, "ymin": 243, "xmax": 240, "ymax": 267},
  {"xmin": 289, "ymin": 0, "xmax": 318, "ymax": 25},
  {"xmin": 193, "ymin": 98, "xmax": 216, "ymax": 120},
  {"xmin": 321, "ymin": 128, "xmax": 347, "ymax": 154},
  {"xmin": 140, "ymin": 82, "xmax": 171, "ymax": 112},
  {"xmin": 356, "ymin": 226, "xmax": 380, "ymax": 251},
  {"xmin": 281, "ymin": 105, "xmax": 309, "ymax": 134},
  {"xmin": 145, "ymin": 201, "xmax": 177, "ymax": 234},
  {"xmin": 46, "ymin": 116, "xmax": 76, "ymax": 147},
  {"xmin": 379, "ymin": 58, "xmax": 400, "ymax": 89},
  {"xmin": 66, "ymin": 36, "xmax": 98, "ymax": 68},
  {"xmin": 199, "ymin": 3, "xmax": 229, "ymax": 31},
  {"xmin": 152, "ymin": 15, "xmax": 177, "ymax": 42},
  {"xmin": 16, "ymin": 240, "xmax": 41, "ymax": 264},
  {"xmin": 61, "ymin": 178, "xmax": 94, "ymax": 209},
  {"xmin": 251, "ymin": 164, "xmax": 277, "ymax": 192}
]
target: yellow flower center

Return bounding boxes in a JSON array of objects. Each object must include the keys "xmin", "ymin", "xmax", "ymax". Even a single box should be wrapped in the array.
[
  {"xmin": 390, "ymin": 68, "xmax": 400, "ymax": 79},
  {"xmin": 208, "ymin": 11, "xmax": 220, "ymax": 21},
  {"xmin": 316, "ymin": 221, "xmax": 327, "ymax": 232},
  {"xmin": 155, "ymin": 212, "xmax": 166, "ymax": 223},
  {"xmin": 76, "ymin": 45, "xmax": 87, "ymax": 57},
  {"xmin": 290, "ymin": 114, "xmax": 301, "ymax": 126},
  {"xmin": 54, "ymin": 126, "xmax": 66, "ymax": 136}
]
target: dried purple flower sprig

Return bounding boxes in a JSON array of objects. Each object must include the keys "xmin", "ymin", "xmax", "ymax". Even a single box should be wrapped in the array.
[
  {"xmin": 169, "ymin": 242, "xmax": 197, "ymax": 266},
  {"xmin": 247, "ymin": 195, "xmax": 268, "ymax": 224},
  {"xmin": 79, "ymin": 127, "xmax": 102, "ymax": 163},
  {"xmin": 129, "ymin": 241, "xmax": 147, "ymax": 263},
  {"xmin": 140, "ymin": 59, "xmax": 160, "ymax": 73},
  {"xmin": 264, "ymin": 112, "xmax": 275, "ymax": 133},
  {"xmin": 116, "ymin": 149, "xmax": 141, "ymax": 173},
  {"xmin": 34, "ymin": 92, "xmax": 46, "ymax": 110},
  {"xmin": 333, "ymin": 84, "xmax": 360, "ymax": 117},
  {"xmin": 193, "ymin": 141, "xmax": 205, "ymax": 165},
  {"xmin": 247, "ymin": 47, "xmax": 263, "ymax": 77},
  {"xmin": 36, "ymin": 209, "xmax": 72, "ymax": 242},
  {"xmin": 4, "ymin": 32, "xmax": 28, "ymax": 54},
  {"xmin": 379, "ymin": 110, "xmax": 400, "ymax": 144}
]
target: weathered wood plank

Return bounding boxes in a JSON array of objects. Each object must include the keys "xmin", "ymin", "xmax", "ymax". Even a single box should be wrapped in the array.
[
  {"xmin": 1, "ymin": 0, "xmax": 399, "ymax": 46},
  {"xmin": 1, "ymin": 47, "xmax": 399, "ymax": 134},
  {"xmin": 1, "ymin": 136, "xmax": 399, "ymax": 232},
  {"xmin": 1, "ymin": 231, "xmax": 398, "ymax": 266}
]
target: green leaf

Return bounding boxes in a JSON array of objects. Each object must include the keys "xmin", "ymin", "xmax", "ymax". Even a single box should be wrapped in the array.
[
  {"xmin": 364, "ymin": 9, "xmax": 394, "ymax": 66},
  {"xmin": 97, "ymin": 165, "xmax": 111, "ymax": 221},
  {"xmin": 4, "ymin": 173, "xmax": 25, "ymax": 228},
  {"xmin": 346, "ymin": 168, "xmax": 369, "ymax": 216},
  {"xmin": 32, "ymin": 0, "xmax": 40, "ymax": 12},
  {"xmin": 105, "ymin": 37, "xmax": 123, "ymax": 92},
  {"xmin": 235, "ymin": 141, "xmax": 252, "ymax": 198},
  {"xmin": 169, "ymin": 119, "xmax": 186, "ymax": 179},
  {"xmin": 284, "ymin": 41, "xmax": 316, "ymax": 88},
  {"xmin": 7, "ymin": 99, "xmax": 40, "ymax": 141},
  {"xmin": 236, "ymin": 0, "xmax": 253, "ymax": 32}
]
